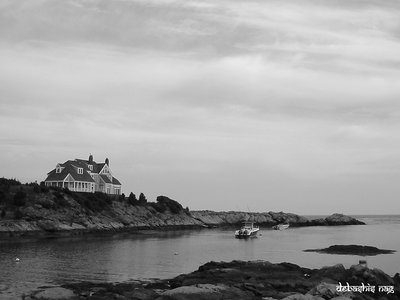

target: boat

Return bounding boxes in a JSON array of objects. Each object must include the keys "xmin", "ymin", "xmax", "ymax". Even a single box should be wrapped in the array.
[
  {"xmin": 272, "ymin": 223, "xmax": 290, "ymax": 230},
  {"xmin": 235, "ymin": 222, "xmax": 259, "ymax": 238}
]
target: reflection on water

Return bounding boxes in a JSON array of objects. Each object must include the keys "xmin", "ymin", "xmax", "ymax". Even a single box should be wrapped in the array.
[{"xmin": 1, "ymin": 216, "xmax": 400, "ymax": 299}]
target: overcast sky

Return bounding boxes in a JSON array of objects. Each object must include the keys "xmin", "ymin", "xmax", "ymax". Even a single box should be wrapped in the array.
[{"xmin": 1, "ymin": 0, "xmax": 400, "ymax": 215}]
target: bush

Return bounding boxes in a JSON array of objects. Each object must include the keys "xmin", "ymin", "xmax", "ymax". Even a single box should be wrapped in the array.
[
  {"xmin": 149, "ymin": 202, "xmax": 166, "ymax": 213},
  {"xmin": 14, "ymin": 208, "xmax": 24, "ymax": 219},
  {"xmin": 0, "ymin": 177, "xmax": 21, "ymax": 186},
  {"xmin": 54, "ymin": 196, "xmax": 70, "ymax": 208},
  {"xmin": 79, "ymin": 192, "xmax": 112, "ymax": 212},
  {"xmin": 39, "ymin": 182, "xmax": 49, "ymax": 193},
  {"xmin": 156, "ymin": 196, "xmax": 184, "ymax": 214},
  {"xmin": 13, "ymin": 189, "xmax": 27, "ymax": 207},
  {"xmin": 63, "ymin": 188, "xmax": 72, "ymax": 195},
  {"xmin": 0, "ymin": 191, "xmax": 6, "ymax": 204},
  {"xmin": 32, "ymin": 184, "xmax": 41, "ymax": 193}
]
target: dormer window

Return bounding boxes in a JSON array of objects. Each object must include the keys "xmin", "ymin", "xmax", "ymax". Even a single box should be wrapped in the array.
[
  {"xmin": 88, "ymin": 165, "xmax": 93, "ymax": 171},
  {"xmin": 56, "ymin": 167, "xmax": 62, "ymax": 173},
  {"xmin": 78, "ymin": 168, "xmax": 83, "ymax": 174}
]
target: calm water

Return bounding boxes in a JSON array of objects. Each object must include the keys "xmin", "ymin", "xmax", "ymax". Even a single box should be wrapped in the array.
[{"xmin": 1, "ymin": 215, "xmax": 400, "ymax": 299}]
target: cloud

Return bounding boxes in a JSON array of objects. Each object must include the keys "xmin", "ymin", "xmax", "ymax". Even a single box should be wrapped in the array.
[{"xmin": 1, "ymin": 0, "xmax": 400, "ymax": 213}]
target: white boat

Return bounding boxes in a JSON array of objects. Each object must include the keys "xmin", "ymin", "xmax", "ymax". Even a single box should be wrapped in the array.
[
  {"xmin": 272, "ymin": 223, "xmax": 290, "ymax": 230},
  {"xmin": 235, "ymin": 222, "xmax": 259, "ymax": 238}
]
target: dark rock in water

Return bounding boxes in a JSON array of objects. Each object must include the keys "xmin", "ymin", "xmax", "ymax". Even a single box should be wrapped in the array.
[
  {"xmin": 30, "ymin": 260, "xmax": 400, "ymax": 300},
  {"xmin": 304, "ymin": 245, "xmax": 396, "ymax": 256},
  {"xmin": 308, "ymin": 214, "xmax": 365, "ymax": 226}
]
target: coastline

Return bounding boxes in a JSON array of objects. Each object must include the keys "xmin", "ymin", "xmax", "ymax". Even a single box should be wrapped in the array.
[
  {"xmin": 0, "ymin": 209, "xmax": 365, "ymax": 239},
  {"xmin": 25, "ymin": 259, "xmax": 400, "ymax": 300},
  {"xmin": 0, "ymin": 183, "xmax": 365, "ymax": 239}
]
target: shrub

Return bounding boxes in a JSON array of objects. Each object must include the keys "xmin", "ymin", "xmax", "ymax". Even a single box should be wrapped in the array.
[
  {"xmin": 79, "ymin": 192, "xmax": 112, "ymax": 212},
  {"xmin": 0, "ymin": 191, "xmax": 6, "ymax": 204},
  {"xmin": 0, "ymin": 177, "xmax": 21, "ymax": 186},
  {"xmin": 119, "ymin": 193, "xmax": 126, "ymax": 202},
  {"xmin": 156, "ymin": 196, "xmax": 184, "ymax": 214},
  {"xmin": 14, "ymin": 208, "xmax": 24, "ymax": 219},
  {"xmin": 54, "ymin": 196, "xmax": 70, "ymax": 208},
  {"xmin": 63, "ymin": 188, "xmax": 72, "ymax": 195},
  {"xmin": 32, "ymin": 184, "xmax": 41, "ymax": 193},
  {"xmin": 13, "ymin": 189, "xmax": 27, "ymax": 207}
]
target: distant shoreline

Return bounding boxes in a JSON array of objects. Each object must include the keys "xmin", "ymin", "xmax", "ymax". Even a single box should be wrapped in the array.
[{"xmin": 0, "ymin": 179, "xmax": 365, "ymax": 239}]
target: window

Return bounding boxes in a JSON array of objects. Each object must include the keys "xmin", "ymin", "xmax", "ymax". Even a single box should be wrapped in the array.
[
  {"xmin": 78, "ymin": 168, "xmax": 83, "ymax": 174},
  {"xmin": 56, "ymin": 167, "xmax": 62, "ymax": 173},
  {"xmin": 88, "ymin": 165, "xmax": 93, "ymax": 171}
]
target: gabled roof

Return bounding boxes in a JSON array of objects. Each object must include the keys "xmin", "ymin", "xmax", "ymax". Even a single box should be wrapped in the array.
[
  {"xmin": 45, "ymin": 160, "xmax": 95, "ymax": 182},
  {"xmin": 112, "ymin": 177, "xmax": 121, "ymax": 185},
  {"xmin": 75, "ymin": 159, "xmax": 105, "ymax": 174},
  {"xmin": 100, "ymin": 174, "xmax": 112, "ymax": 184}
]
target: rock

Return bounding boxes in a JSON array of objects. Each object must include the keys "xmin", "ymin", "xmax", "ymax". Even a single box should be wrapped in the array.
[
  {"xmin": 311, "ymin": 264, "xmax": 347, "ymax": 283},
  {"xmin": 32, "ymin": 287, "xmax": 75, "ymax": 299},
  {"xmin": 307, "ymin": 282, "xmax": 352, "ymax": 299},
  {"xmin": 28, "ymin": 260, "xmax": 400, "ymax": 300},
  {"xmin": 157, "ymin": 283, "xmax": 255, "ymax": 300},
  {"xmin": 282, "ymin": 294, "xmax": 324, "ymax": 300},
  {"xmin": 325, "ymin": 214, "xmax": 365, "ymax": 225},
  {"xmin": 304, "ymin": 245, "xmax": 395, "ymax": 256}
]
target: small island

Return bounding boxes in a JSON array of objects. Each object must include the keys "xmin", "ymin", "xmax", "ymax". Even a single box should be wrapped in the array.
[{"xmin": 304, "ymin": 245, "xmax": 396, "ymax": 256}]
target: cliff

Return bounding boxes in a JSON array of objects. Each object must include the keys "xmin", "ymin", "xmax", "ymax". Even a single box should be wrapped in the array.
[{"xmin": 0, "ymin": 179, "xmax": 364, "ymax": 238}]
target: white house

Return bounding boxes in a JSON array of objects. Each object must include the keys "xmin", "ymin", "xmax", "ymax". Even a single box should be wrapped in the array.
[{"xmin": 44, "ymin": 154, "xmax": 122, "ymax": 195}]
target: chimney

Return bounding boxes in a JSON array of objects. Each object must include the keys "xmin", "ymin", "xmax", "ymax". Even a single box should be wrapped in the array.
[
  {"xmin": 89, "ymin": 154, "xmax": 93, "ymax": 163},
  {"xmin": 105, "ymin": 158, "xmax": 109, "ymax": 166}
]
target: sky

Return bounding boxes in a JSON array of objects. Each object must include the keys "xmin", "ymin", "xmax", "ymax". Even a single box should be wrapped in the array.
[{"xmin": 1, "ymin": 0, "xmax": 400, "ymax": 215}]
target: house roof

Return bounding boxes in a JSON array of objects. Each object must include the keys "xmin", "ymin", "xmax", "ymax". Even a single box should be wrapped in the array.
[
  {"xmin": 100, "ymin": 174, "xmax": 112, "ymax": 184},
  {"xmin": 45, "ymin": 160, "xmax": 95, "ymax": 183},
  {"xmin": 45, "ymin": 156, "xmax": 121, "ymax": 186},
  {"xmin": 75, "ymin": 159, "xmax": 105, "ymax": 174},
  {"xmin": 112, "ymin": 177, "xmax": 121, "ymax": 185}
]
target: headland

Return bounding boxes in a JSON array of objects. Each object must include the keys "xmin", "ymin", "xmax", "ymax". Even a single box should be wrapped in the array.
[{"xmin": 0, "ymin": 178, "xmax": 364, "ymax": 238}]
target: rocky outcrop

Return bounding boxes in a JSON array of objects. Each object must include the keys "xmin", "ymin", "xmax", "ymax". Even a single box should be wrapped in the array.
[
  {"xmin": 0, "ymin": 187, "xmax": 364, "ymax": 238},
  {"xmin": 304, "ymin": 245, "xmax": 396, "ymax": 256},
  {"xmin": 308, "ymin": 214, "xmax": 365, "ymax": 226},
  {"xmin": 190, "ymin": 211, "xmax": 364, "ymax": 227},
  {"xmin": 27, "ymin": 260, "xmax": 400, "ymax": 300}
]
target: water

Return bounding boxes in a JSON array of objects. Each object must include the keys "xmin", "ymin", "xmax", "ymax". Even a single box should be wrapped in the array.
[{"xmin": 1, "ymin": 215, "xmax": 400, "ymax": 299}]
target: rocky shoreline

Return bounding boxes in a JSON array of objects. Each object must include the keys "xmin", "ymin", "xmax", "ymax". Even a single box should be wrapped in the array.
[
  {"xmin": 0, "ymin": 184, "xmax": 365, "ymax": 239},
  {"xmin": 0, "ymin": 209, "xmax": 364, "ymax": 239},
  {"xmin": 26, "ymin": 260, "xmax": 400, "ymax": 300}
]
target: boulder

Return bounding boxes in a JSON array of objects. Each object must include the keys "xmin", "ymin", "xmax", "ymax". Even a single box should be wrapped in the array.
[
  {"xmin": 32, "ymin": 287, "xmax": 75, "ymax": 299},
  {"xmin": 304, "ymin": 245, "xmax": 395, "ymax": 256},
  {"xmin": 282, "ymin": 294, "xmax": 324, "ymax": 300},
  {"xmin": 157, "ymin": 283, "xmax": 254, "ymax": 300}
]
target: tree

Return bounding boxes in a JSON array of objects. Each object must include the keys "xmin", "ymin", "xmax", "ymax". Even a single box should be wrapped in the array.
[
  {"xmin": 138, "ymin": 193, "xmax": 147, "ymax": 205},
  {"xmin": 128, "ymin": 192, "xmax": 138, "ymax": 205}
]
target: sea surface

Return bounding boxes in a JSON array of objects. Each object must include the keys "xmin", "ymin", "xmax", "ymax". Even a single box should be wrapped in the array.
[{"xmin": 1, "ymin": 215, "xmax": 399, "ymax": 299}]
